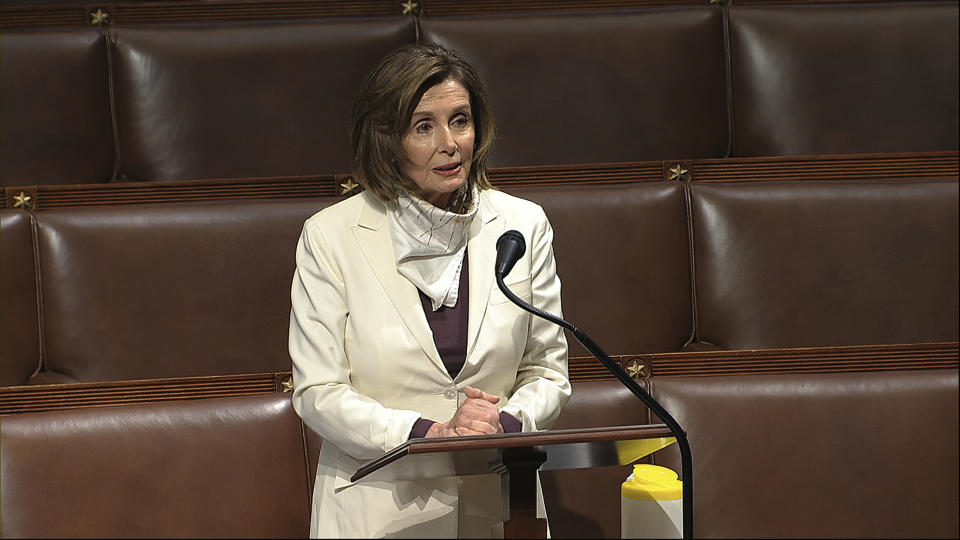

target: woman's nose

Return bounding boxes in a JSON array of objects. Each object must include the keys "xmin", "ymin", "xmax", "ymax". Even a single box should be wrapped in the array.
[{"xmin": 438, "ymin": 127, "xmax": 457, "ymax": 155}]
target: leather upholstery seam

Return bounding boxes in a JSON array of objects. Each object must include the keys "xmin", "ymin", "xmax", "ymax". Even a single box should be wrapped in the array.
[
  {"xmin": 643, "ymin": 377, "xmax": 653, "ymax": 427},
  {"xmin": 646, "ymin": 376, "xmax": 659, "ymax": 466},
  {"xmin": 413, "ymin": 9, "xmax": 422, "ymax": 43},
  {"xmin": 102, "ymin": 27, "xmax": 122, "ymax": 181},
  {"xmin": 682, "ymin": 183, "xmax": 700, "ymax": 348},
  {"xmin": 29, "ymin": 213, "xmax": 46, "ymax": 378},
  {"xmin": 299, "ymin": 421, "xmax": 314, "ymax": 513},
  {"xmin": 721, "ymin": 3, "xmax": 734, "ymax": 158}
]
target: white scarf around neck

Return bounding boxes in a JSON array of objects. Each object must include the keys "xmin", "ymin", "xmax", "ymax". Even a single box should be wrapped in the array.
[{"xmin": 387, "ymin": 186, "xmax": 479, "ymax": 311}]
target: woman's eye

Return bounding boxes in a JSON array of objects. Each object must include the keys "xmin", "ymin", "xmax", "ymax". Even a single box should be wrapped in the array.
[
  {"xmin": 452, "ymin": 116, "xmax": 471, "ymax": 129},
  {"xmin": 414, "ymin": 122, "xmax": 431, "ymax": 134}
]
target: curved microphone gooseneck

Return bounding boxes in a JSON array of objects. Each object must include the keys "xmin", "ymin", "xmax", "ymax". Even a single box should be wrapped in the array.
[{"xmin": 495, "ymin": 229, "xmax": 694, "ymax": 540}]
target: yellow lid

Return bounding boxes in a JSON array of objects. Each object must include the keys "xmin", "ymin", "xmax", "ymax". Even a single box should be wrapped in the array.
[
  {"xmin": 621, "ymin": 464, "xmax": 683, "ymax": 501},
  {"xmin": 615, "ymin": 436, "xmax": 677, "ymax": 465}
]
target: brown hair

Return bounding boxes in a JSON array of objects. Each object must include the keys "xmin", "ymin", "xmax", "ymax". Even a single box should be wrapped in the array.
[{"xmin": 349, "ymin": 43, "xmax": 496, "ymax": 203}]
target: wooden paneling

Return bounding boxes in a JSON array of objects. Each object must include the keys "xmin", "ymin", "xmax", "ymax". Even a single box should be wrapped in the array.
[
  {"xmin": 0, "ymin": 1, "xmax": 401, "ymax": 28},
  {"xmin": 421, "ymin": 0, "xmax": 944, "ymax": 15},
  {"xmin": 0, "ymin": 4, "xmax": 87, "ymax": 28},
  {"xmin": 489, "ymin": 161, "xmax": 663, "ymax": 187},
  {"xmin": 3, "ymin": 342, "xmax": 955, "ymax": 414},
  {"xmin": 570, "ymin": 342, "xmax": 959, "ymax": 381},
  {"xmin": 692, "ymin": 151, "xmax": 959, "ymax": 183},
  {"xmin": 420, "ymin": 0, "xmax": 708, "ymax": 16},
  {"xmin": 3, "ymin": 175, "xmax": 340, "ymax": 211},
  {"xmin": 110, "ymin": 0, "xmax": 399, "ymax": 24},
  {"xmin": 5, "ymin": 152, "xmax": 956, "ymax": 211},
  {"xmin": 0, "ymin": 372, "xmax": 283, "ymax": 414}
]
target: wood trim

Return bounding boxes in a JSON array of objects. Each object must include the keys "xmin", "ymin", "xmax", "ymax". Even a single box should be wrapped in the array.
[
  {"xmin": 351, "ymin": 423, "xmax": 673, "ymax": 482},
  {"xmin": 354, "ymin": 424, "xmax": 672, "ymax": 482},
  {"xmin": 0, "ymin": 1, "xmax": 400, "ymax": 29},
  {"xmin": 420, "ymin": 0, "xmax": 709, "ymax": 17},
  {"xmin": 6, "ymin": 152, "xmax": 956, "ymax": 211},
  {"xmin": 109, "ymin": 0, "xmax": 398, "ymax": 24},
  {"xmin": 3, "ymin": 0, "xmax": 943, "ymax": 29},
  {"xmin": 5, "ymin": 174, "xmax": 341, "ymax": 211},
  {"xmin": 401, "ymin": 424, "xmax": 672, "ymax": 454},
  {"xmin": 692, "ymin": 151, "xmax": 959, "ymax": 183},
  {"xmin": 421, "ymin": 0, "xmax": 946, "ymax": 15},
  {"xmin": 570, "ymin": 341, "xmax": 958, "ymax": 381},
  {"xmin": 730, "ymin": 0, "xmax": 943, "ymax": 4},
  {"xmin": 2, "ymin": 342, "xmax": 954, "ymax": 415},
  {"xmin": 0, "ymin": 372, "xmax": 284, "ymax": 415},
  {"xmin": 489, "ymin": 160, "xmax": 663, "ymax": 187},
  {"xmin": 0, "ymin": 4, "xmax": 87, "ymax": 28}
]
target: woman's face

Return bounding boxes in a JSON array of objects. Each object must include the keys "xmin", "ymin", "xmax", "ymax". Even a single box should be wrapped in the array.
[{"xmin": 400, "ymin": 78, "xmax": 475, "ymax": 208}]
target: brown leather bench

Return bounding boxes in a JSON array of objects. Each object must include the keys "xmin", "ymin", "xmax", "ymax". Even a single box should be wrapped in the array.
[
  {"xmin": 2, "ymin": 178, "xmax": 957, "ymax": 386},
  {"xmin": 3, "ymin": 182, "xmax": 693, "ymax": 386},
  {"xmin": 688, "ymin": 179, "xmax": 959, "ymax": 349},
  {"xmin": 20, "ymin": 198, "xmax": 335, "ymax": 385},
  {"xmin": 651, "ymin": 368, "xmax": 959, "ymax": 538},
  {"xmin": 0, "ymin": 27, "xmax": 114, "ymax": 187},
  {"xmin": 2, "ymin": 176, "xmax": 957, "ymax": 537},
  {"xmin": 1, "ymin": 1, "xmax": 957, "ymax": 536},
  {"xmin": 727, "ymin": 2, "xmax": 959, "ymax": 157},
  {"xmin": 0, "ymin": 210, "xmax": 40, "ymax": 386},
  {"xmin": 0, "ymin": 392, "xmax": 313, "ymax": 538},
  {"xmin": 109, "ymin": 19, "xmax": 414, "ymax": 182},
  {"xmin": 2, "ymin": 1, "xmax": 956, "ymax": 189},
  {"xmin": 3, "ymin": 368, "xmax": 956, "ymax": 538},
  {"xmin": 0, "ymin": 379, "xmax": 646, "ymax": 539},
  {"xmin": 420, "ymin": 7, "xmax": 729, "ymax": 166}
]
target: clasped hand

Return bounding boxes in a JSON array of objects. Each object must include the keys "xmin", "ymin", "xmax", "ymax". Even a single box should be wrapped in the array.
[{"xmin": 426, "ymin": 386, "xmax": 503, "ymax": 438}]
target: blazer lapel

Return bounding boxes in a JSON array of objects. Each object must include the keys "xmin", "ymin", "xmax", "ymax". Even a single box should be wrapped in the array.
[
  {"xmin": 352, "ymin": 194, "xmax": 444, "ymax": 371},
  {"xmin": 466, "ymin": 191, "xmax": 504, "ymax": 359}
]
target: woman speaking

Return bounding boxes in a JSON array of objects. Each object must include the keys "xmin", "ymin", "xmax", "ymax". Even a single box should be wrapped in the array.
[{"xmin": 288, "ymin": 43, "xmax": 570, "ymax": 538}]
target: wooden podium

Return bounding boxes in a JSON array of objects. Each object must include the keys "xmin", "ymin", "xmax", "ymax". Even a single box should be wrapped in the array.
[{"xmin": 351, "ymin": 424, "xmax": 674, "ymax": 539}]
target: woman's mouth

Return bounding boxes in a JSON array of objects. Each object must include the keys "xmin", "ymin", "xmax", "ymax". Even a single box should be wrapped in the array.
[{"xmin": 432, "ymin": 162, "xmax": 462, "ymax": 176}]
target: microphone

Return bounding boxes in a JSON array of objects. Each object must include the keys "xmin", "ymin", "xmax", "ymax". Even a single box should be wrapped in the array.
[
  {"xmin": 495, "ymin": 229, "xmax": 526, "ymax": 278},
  {"xmin": 494, "ymin": 229, "xmax": 695, "ymax": 540}
]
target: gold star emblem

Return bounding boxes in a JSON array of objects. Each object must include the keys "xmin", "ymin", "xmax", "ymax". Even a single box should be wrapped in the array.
[
  {"xmin": 625, "ymin": 358, "xmax": 646, "ymax": 379},
  {"xmin": 667, "ymin": 163, "xmax": 688, "ymax": 181},
  {"xmin": 401, "ymin": 1, "xmax": 419, "ymax": 15},
  {"xmin": 340, "ymin": 178, "xmax": 359, "ymax": 195},
  {"xmin": 280, "ymin": 376, "xmax": 294, "ymax": 393},
  {"xmin": 12, "ymin": 191, "xmax": 34, "ymax": 210},
  {"xmin": 90, "ymin": 8, "xmax": 110, "ymax": 26}
]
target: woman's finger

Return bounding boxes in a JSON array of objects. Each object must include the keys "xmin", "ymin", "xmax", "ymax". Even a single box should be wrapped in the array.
[
  {"xmin": 464, "ymin": 419, "xmax": 501, "ymax": 435},
  {"xmin": 463, "ymin": 385, "xmax": 500, "ymax": 404}
]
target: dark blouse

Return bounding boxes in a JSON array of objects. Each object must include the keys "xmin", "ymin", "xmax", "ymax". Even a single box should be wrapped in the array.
[
  {"xmin": 418, "ymin": 255, "xmax": 470, "ymax": 380},
  {"xmin": 408, "ymin": 251, "xmax": 522, "ymax": 438}
]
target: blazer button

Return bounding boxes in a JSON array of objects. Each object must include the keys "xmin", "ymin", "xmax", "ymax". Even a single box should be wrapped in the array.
[{"xmin": 443, "ymin": 387, "xmax": 457, "ymax": 400}]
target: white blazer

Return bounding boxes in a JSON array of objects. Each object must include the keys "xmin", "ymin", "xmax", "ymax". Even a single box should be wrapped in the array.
[{"xmin": 289, "ymin": 188, "xmax": 571, "ymax": 538}]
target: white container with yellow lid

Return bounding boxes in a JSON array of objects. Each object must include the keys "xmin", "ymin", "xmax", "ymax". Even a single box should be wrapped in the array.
[{"xmin": 621, "ymin": 464, "xmax": 683, "ymax": 538}]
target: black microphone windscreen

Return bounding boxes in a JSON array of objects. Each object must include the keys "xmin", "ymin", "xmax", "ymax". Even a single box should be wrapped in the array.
[{"xmin": 495, "ymin": 230, "xmax": 526, "ymax": 278}]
